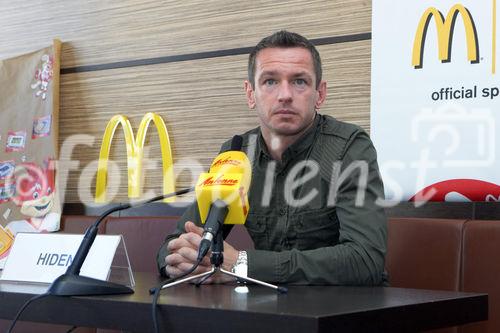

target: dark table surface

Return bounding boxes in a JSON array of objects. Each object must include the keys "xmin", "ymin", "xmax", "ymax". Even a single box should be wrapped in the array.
[{"xmin": 0, "ymin": 272, "xmax": 488, "ymax": 333}]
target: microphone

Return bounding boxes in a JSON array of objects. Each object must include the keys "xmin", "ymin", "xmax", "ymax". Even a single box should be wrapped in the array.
[
  {"xmin": 196, "ymin": 135, "xmax": 251, "ymax": 259},
  {"xmin": 48, "ymin": 186, "xmax": 195, "ymax": 296}
]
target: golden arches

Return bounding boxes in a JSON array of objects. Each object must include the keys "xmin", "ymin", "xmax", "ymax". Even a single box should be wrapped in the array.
[
  {"xmin": 412, "ymin": 4, "xmax": 479, "ymax": 68},
  {"xmin": 95, "ymin": 113, "xmax": 175, "ymax": 203}
]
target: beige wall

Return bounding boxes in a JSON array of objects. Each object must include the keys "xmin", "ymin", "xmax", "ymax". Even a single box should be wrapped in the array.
[{"xmin": 0, "ymin": 0, "xmax": 372, "ymax": 203}]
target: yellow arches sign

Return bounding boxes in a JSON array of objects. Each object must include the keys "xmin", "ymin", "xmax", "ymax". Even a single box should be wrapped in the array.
[
  {"xmin": 95, "ymin": 113, "xmax": 175, "ymax": 203},
  {"xmin": 412, "ymin": 4, "xmax": 480, "ymax": 69}
]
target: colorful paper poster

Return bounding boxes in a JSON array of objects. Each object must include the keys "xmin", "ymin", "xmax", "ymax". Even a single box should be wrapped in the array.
[
  {"xmin": 371, "ymin": 1, "xmax": 500, "ymax": 202},
  {"xmin": 0, "ymin": 40, "xmax": 62, "ymax": 268}
]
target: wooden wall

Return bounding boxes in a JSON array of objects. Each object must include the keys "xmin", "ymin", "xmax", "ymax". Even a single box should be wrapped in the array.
[{"xmin": 0, "ymin": 0, "xmax": 372, "ymax": 204}]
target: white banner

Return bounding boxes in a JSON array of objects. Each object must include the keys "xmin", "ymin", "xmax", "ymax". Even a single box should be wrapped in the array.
[{"xmin": 371, "ymin": 0, "xmax": 500, "ymax": 202}]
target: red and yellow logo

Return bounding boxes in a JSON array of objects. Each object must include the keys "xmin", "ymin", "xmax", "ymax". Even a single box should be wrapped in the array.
[
  {"xmin": 198, "ymin": 175, "xmax": 239, "ymax": 187},
  {"xmin": 211, "ymin": 157, "xmax": 241, "ymax": 168}
]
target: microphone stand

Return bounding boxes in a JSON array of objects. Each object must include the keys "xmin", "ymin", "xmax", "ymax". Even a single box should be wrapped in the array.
[
  {"xmin": 160, "ymin": 223, "xmax": 287, "ymax": 293},
  {"xmin": 48, "ymin": 187, "xmax": 195, "ymax": 296}
]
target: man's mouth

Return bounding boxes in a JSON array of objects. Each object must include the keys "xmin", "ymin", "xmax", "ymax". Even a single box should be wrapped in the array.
[{"xmin": 274, "ymin": 109, "xmax": 295, "ymax": 115}]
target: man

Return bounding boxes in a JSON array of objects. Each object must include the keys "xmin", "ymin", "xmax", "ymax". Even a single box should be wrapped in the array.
[{"xmin": 157, "ymin": 30, "xmax": 387, "ymax": 285}]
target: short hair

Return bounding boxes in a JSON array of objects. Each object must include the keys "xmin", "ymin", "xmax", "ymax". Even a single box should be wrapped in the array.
[{"xmin": 247, "ymin": 30, "xmax": 322, "ymax": 89}]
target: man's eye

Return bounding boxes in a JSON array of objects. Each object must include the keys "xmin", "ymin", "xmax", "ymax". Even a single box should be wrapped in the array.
[
  {"xmin": 294, "ymin": 79, "xmax": 306, "ymax": 85},
  {"xmin": 264, "ymin": 79, "xmax": 277, "ymax": 86}
]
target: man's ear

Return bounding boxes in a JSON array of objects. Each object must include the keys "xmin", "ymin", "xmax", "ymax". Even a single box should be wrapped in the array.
[
  {"xmin": 244, "ymin": 80, "xmax": 256, "ymax": 109},
  {"xmin": 315, "ymin": 80, "xmax": 327, "ymax": 110}
]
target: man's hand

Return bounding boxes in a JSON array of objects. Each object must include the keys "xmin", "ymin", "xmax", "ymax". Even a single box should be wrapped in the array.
[
  {"xmin": 164, "ymin": 221, "xmax": 240, "ymax": 283},
  {"xmin": 165, "ymin": 221, "xmax": 210, "ymax": 277}
]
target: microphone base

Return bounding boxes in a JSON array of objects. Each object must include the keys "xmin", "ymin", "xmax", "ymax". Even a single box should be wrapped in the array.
[{"xmin": 48, "ymin": 274, "xmax": 134, "ymax": 296}]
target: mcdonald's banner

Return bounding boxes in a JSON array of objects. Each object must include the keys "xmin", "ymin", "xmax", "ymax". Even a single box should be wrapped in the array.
[
  {"xmin": 0, "ymin": 40, "xmax": 62, "ymax": 268},
  {"xmin": 371, "ymin": 1, "xmax": 500, "ymax": 202}
]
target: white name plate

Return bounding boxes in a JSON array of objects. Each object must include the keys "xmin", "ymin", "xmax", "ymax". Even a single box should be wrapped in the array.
[{"xmin": 0, "ymin": 233, "xmax": 121, "ymax": 284}]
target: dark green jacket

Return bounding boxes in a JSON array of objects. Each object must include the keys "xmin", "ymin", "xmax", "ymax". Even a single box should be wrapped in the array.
[{"xmin": 157, "ymin": 114, "xmax": 387, "ymax": 285}]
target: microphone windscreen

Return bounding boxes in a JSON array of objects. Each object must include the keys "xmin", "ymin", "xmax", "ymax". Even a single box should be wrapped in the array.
[
  {"xmin": 230, "ymin": 135, "xmax": 243, "ymax": 151},
  {"xmin": 195, "ymin": 135, "xmax": 252, "ymax": 225}
]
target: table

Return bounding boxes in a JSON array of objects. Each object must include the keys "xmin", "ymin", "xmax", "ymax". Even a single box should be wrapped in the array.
[{"xmin": 0, "ymin": 272, "xmax": 487, "ymax": 333}]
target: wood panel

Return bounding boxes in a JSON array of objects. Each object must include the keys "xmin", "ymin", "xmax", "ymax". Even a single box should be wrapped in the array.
[
  {"xmin": 0, "ymin": 0, "xmax": 371, "ymax": 68},
  {"xmin": 59, "ymin": 40, "xmax": 371, "ymax": 203}
]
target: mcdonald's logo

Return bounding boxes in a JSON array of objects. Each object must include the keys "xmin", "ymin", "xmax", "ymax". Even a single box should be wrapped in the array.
[
  {"xmin": 412, "ymin": 4, "xmax": 480, "ymax": 69},
  {"xmin": 95, "ymin": 112, "xmax": 175, "ymax": 203}
]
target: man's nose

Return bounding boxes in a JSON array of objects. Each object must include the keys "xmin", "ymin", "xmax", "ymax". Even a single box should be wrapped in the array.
[{"xmin": 277, "ymin": 81, "xmax": 293, "ymax": 103}]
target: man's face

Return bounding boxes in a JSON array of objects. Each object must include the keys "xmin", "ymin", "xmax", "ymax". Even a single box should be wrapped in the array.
[{"xmin": 245, "ymin": 47, "xmax": 326, "ymax": 138}]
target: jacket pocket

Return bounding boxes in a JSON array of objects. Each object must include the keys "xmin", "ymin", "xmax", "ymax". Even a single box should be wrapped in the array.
[{"xmin": 295, "ymin": 208, "xmax": 340, "ymax": 250}]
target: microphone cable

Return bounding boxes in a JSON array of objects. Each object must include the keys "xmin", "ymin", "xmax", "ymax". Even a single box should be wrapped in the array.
[
  {"xmin": 6, "ymin": 292, "xmax": 50, "ymax": 333},
  {"xmin": 149, "ymin": 258, "xmax": 203, "ymax": 333}
]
